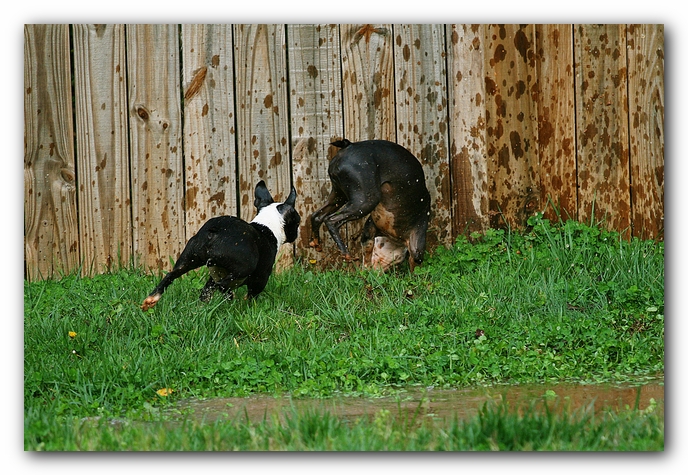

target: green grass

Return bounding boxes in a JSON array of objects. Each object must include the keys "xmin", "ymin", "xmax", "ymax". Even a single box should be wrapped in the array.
[
  {"xmin": 25, "ymin": 397, "xmax": 664, "ymax": 451},
  {"xmin": 24, "ymin": 213, "xmax": 664, "ymax": 450}
]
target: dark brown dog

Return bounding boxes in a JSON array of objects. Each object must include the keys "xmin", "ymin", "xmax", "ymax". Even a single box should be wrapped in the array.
[{"xmin": 309, "ymin": 139, "xmax": 430, "ymax": 272}]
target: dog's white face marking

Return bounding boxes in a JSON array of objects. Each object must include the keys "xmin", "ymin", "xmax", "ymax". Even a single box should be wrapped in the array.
[{"xmin": 251, "ymin": 203, "xmax": 286, "ymax": 249}]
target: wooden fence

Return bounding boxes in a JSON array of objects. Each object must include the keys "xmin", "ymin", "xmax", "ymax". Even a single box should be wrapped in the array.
[{"xmin": 24, "ymin": 24, "xmax": 664, "ymax": 281}]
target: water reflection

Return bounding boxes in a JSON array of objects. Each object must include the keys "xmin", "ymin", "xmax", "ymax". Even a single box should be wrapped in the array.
[{"xmin": 170, "ymin": 377, "xmax": 663, "ymax": 425}]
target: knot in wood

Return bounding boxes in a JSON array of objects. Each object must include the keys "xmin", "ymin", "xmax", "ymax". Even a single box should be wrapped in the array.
[{"xmin": 136, "ymin": 106, "xmax": 149, "ymax": 120}]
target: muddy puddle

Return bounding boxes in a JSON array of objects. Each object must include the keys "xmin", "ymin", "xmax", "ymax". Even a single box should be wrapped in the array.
[{"xmin": 168, "ymin": 377, "xmax": 663, "ymax": 425}]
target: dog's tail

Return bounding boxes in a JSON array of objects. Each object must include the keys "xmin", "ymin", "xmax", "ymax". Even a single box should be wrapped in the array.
[{"xmin": 330, "ymin": 138, "xmax": 352, "ymax": 149}]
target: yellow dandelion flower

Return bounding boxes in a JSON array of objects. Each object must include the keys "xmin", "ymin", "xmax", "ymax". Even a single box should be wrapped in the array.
[
  {"xmin": 156, "ymin": 388, "xmax": 174, "ymax": 397},
  {"xmin": 68, "ymin": 331, "xmax": 77, "ymax": 338}
]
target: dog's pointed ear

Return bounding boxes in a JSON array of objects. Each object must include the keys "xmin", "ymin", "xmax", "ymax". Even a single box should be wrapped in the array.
[
  {"xmin": 284, "ymin": 185, "xmax": 297, "ymax": 208},
  {"xmin": 254, "ymin": 180, "xmax": 274, "ymax": 210}
]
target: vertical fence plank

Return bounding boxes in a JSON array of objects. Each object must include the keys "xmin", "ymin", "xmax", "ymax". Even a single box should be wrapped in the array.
[
  {"xmin": 233, "ymin": 24, "xmax": 294, "ymax": 268},
  {"xmin": 535, "ymin": 24, "xmax": 577, "ymax": 222},
  {"xmin": 393, "ymin": 24, "xmax": 452, "ymax": 247},
  {"xmin": 287, "ymin": 24, "xmax": 344, "ymax": 265},
  {"xmin": 447, "ymin": 24, "xmax": 489, "ymax": 237},
  {"xmin": 338, "ymin": 24, "xmax": 395, "ymax": 260},
  {"xmin": 181, "ymin": 24, "xmax": 238, "ymax": 237},
  {"xmin": 127, "ymin": 24, "xmax": 184, "ymax": 270},
  {"xmin": 628, "ymin": 24, "xmax": 664, "ymax": 240},
  {"xmin": 340, "ymin": 24, "xmax": 396, "ymax": 143},
  {"xmin": 234, "ymin": 24, "xmax": 292, "ymax": 211},
  {"xmin": 72, "ymin": 24, "xmax": 131, "ymax": 275},
  {"xmin": 24, "ymin": 24, "xmax": 78, "ymax": 281},
  {"xmin": 484, "ymin": 24, "xmax": 541, "ymax": 229},
  {"xmin": 574, "ymin": 24, "xmax": 631, "ymax": 235}
]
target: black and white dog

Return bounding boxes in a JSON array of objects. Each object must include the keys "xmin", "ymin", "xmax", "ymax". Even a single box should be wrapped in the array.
[{"xmin": 141, "ymin": 180, "xmax": 300, "ymax": 311}]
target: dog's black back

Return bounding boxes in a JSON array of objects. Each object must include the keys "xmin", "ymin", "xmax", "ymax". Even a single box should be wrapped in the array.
[
  {"xmin": 328, "ymin": 140, "xmax": 429, "ymax": 201},
  {"xmin": 141, "ymin": 181, "xmax": 300, "ymax": 311},
  {"xmin": 186, "ymin": 216, "xmax": 277, "ymax": 298}
]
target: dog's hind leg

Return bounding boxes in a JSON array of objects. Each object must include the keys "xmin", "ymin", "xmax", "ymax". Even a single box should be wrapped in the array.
[
  {"xmin": 141, "ymin": 237, "xmax": 207, "ymax": 311},
  {"xmin": 141, "ymin": 260, "xmax": 203, "ymax": 310},
  {"xmin": 309, "ymin": 187, "xmax": 346, "ymax": 251},
  {"xmin": 322, "ymin": 194, "xmax": 378, "ymax": 261}
]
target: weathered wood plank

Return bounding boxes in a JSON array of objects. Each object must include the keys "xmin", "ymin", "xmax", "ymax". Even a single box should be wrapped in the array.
[
  {"xmin": 287, "ymin": 24, "xmax": 344, "ymax": 265},
  {"xmin": 233, "ymin": 24, "xmax": 293, "ymax": 269},
  {"xmin": 484, "ymin": 24, "xmax": 541, "ymax": 229},
  {"xmin": 24, "ymin": 24, "xmax": 78, "ymax": 281},
  {"xmin": 181, "ymin": 24, "xmax": 238, "ymax": 236},
  {"xmin": 393, "ymin": 24, "xmax": 451, "ymax": 247},
  {"xmin": 447, "ymin": 24, "xmax": 489, "ymax": 237},
  {"xmin": 627, "ymin": 24, "xmax": 664, "ymax": 240},
  {"xmin": 72, "ymin": 24, "xmax": 132, "ymax": 275},
  {"xmin": 127, "ymin": 24, "xmax": 185, "ymax": 270},
  {"xmin": 338, "ymin": 24, "xmax": 395, "ymax": 261},
  {"xmin": 340, "ymin": 24, "xmax": 396, "ymax": 143},
  {"xmin": 535, "ymin": 24, "xmax": 577, "ymax": 222},
  {"xmin": 574, "ymin": 24, "xmax": 631, "ymax": 235}
]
